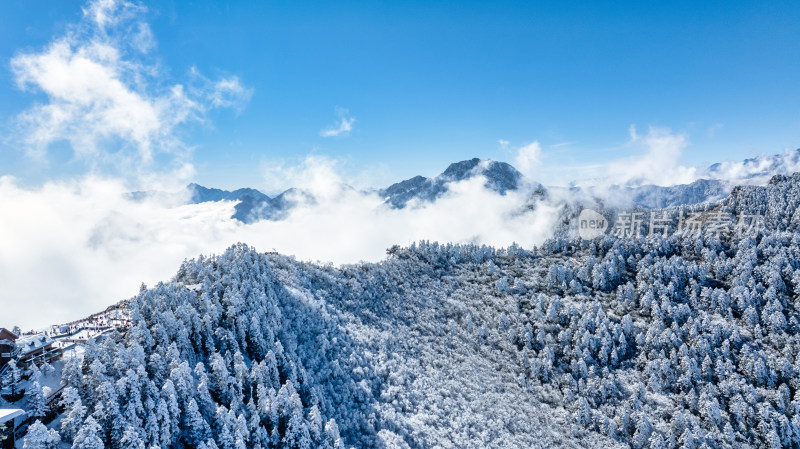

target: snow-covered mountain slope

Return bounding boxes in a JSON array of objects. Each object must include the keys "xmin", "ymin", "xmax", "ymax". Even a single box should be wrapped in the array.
[
  {"xmin": 721, "ymin": 172, "xmax": 800, "ymax": 231},
  {"xmin": 598, "ymin": 178, "xmax": 728, "ymax": 210},
  {"xmin": 188, "ymin": 183, "xmax": 279, "ymax": 223},
  {"xmin": 37, "ymin": 214, "xmax": 800, "ymax": 448},
  {"xmin": 32, "ymin": 172, "xmax": 800, "ymax": 449}
]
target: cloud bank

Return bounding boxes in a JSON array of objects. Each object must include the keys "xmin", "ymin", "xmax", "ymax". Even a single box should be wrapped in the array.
[{"xmin": 0, "ymin": 170, "xmax": 559, "ymax": 330}]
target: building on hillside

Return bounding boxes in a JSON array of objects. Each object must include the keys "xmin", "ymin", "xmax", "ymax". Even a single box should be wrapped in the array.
[
  {"xmin": 14, "ymin": 334, "xmax": 60, "ymax": 368},
  {"xmin": 0, "ymin": 329, "xmax": 18, "ymax": 368},
  {"xmin": 0, "ymin": 409, "xmax": 25, "ymax": 449}
]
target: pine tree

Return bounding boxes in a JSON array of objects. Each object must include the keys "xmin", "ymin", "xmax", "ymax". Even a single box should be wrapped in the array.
[
  {"xmin": 632, "ymin": 414, "xmax": 653, "ymax": 449},
  {"xmin": 62, "ymin": 356, "xmax": 84, "ymax": 390},
  {"xmin": 5, "ymin": 359, "xmax": 21, "ymax": 396},
  {"xmin": 321, "ymin": 419, "xmax": 345, "ymax": 449},
  {"xmin": 22, "ymin": 420, "xmax": 60, "ymax": 449},
  {"xmin": 60, "ymin": 387, "xmax": 87, "ymax": 442},
  {"xmin": 308, "ymin": 404, "xmax": 323, "ymax": 441},
  {"xmin": 119, "ymin": 426, "xmax": 145, "ymax": 449},
  {"xmin": 574, "ymin": 397, "xmax": 591, "ymax": 427},
  {"xmin": 184, "ymin": 399, "xmax": 210, "ymax": 446},
  {"xmin": 679, "ymin": 426, "xmax": 696, "ymax": 449},
  {"xmin": 155, "ymin": 398, "xmax": 172, "ymax": 448},
  {"xmin": 27, "ymin": 381, "xmax": 49, "ymax": 419},
  {"xmin": 648, "ymin": 432, "xmax": 666, "ymax": 449},
  {"xmin": 161, "ymin": 381, "xmax": 181, "ymax": 446},
  {"xmin": 283, "ymin": 408, "xmax": 312, "ymax": 449},
  {"xmin": 71, "ymin": 416, "xmax": 104, "ymax": 449}
]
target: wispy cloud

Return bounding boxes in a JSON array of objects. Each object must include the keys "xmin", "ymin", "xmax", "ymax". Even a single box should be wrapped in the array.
[
  {"xmin": 209, "ymin": 76, "xmax": 253, "ymax": 110},
  {"xmin": 188, "ymin": 67, "xmax": 253, "ymax": 112},
  {"xmin": 497, "ymin": 139, "xmax": 510, "ymax": 148},
  {"xmin": 549, "ymin": 141, "xmax": 576, "ymax": 149},
  {"xmin": 707, "ymin": 123, "xmax": 724, "ymax": 138},
  {"xmin": 262, "ymin": 155, "xmax": 349, "ymax": 200},
  {"xmin": 560, "ymin": 126, "xmax": 697, "ymax": 188},
  {"xmin": 607, "ymin": 125, "xmax": 696, "ymax": 186},
  {"xmin": 82, "ymin": 0, "xmax": 145, "ymax": 32},
  {"xmin": 10, "ymin": 0, "xmax": 251, "ymax": 182},
  {"xmin": 320, "ymin": 107, "xmax": 355, "ymax": 137},
  {"xmin": 514, "ymin": 142, "xmax": 542, "ymax": 178}
]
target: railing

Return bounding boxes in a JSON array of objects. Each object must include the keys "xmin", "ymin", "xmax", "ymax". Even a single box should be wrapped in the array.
[
  {"xmin": 20, "ymin": 347, "xmax": 63, "ymax": 368},
  {"xmin": 46, "ymin": 385, "xmax": 65, "ymax": 408},
  {"xmin": 58, "ymin": 326, "xmax": 115, "ymax": 344},
  {"xmin": 12, "ymin": 383, "xmax": 66, "ymax": 438}
]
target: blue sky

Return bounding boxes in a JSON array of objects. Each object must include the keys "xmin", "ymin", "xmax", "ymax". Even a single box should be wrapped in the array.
[{"xmin": 1, "ymin": 0, "xmax": 799, "ymax": 190}]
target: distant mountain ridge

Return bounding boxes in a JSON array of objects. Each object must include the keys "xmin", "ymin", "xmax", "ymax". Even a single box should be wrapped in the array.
[
  {"xmin": 706, "ymin": 147, "xmax": 800, "ymax": 182},
  {"xmin": 591, "ymin": 178, "xmax": 728, "ymax": 210},
  {"xmin": 186, "ymin": 183, "xmax": 311, "ymax": 223},
  {"xmin": 130, "ymin": 149, "xmax": 800, "ymax": 223},
  {"xmin": 129, "ymin": 183, "xmax": 307, "ymax": 223},
  {"xmin": 129, "ymin": 157, "xmax": 531, "ymax": 221}
]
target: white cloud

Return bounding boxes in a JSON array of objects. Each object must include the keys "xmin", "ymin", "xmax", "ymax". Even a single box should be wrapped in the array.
[
  {"xmin": 261, "ymin": 155, "xmax": 392, "ymax": 196},
  {"xmin": 12, "ymin": 40, "xmax": 189, "ymax": 163},
  {"xmin": 82, "ymin": 0, "xmax": 143, "ymax": 31},
  {"xmin": 514, "ymin": 142, "xmax": 542, "ymax": 178},
  {"xmin": 530, "ymin": 127, "xmax": 701, "ymax": 188},
  {"xmin": 497, "ymin": 139, "xmax": 510, "ymax": 148},
  {"xmin": 131, "ymin": 22, "xmax": 155, "ymax": 53},
  {"xmin": 0, "ymin": 175, "xmax": 236, "ymax": 329},
  {"xmin": 262, "ymin": 155, "xmax": 348, "ymax": 200},
  {"xmin": 209, "ymin": 76, "xmax": 253, "ymax": 111},
  {"xmin": 10, "ymin": 0, "xmax": 250, "ymax": 181},
  {"xmin": 591, "ymin": 126, "xmax": 697, "ymax": 187},
  {"xmin": 320, "ymin": 108, "xmax": 355, "ymax": 137}
]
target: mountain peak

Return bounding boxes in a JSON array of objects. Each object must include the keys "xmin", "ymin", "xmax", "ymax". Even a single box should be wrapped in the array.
[
  {"xmin": 185, "ymin": 184, "xmax": 270, "ymax": 208},
  {"xmin": 441, "ymin": 157, "xmax": 482, "ymax": 179},
  {"xmin": 379, "ymin": 158, "xmax": 523, "ymax": 208}
]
